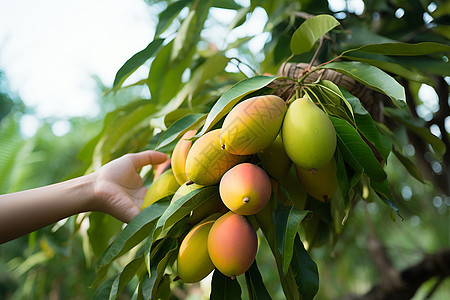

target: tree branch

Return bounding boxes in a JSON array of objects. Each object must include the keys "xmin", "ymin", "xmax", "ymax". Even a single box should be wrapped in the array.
[{"xmin": 337, "ymin": 248, "xmax": 450, "ymax": 300}]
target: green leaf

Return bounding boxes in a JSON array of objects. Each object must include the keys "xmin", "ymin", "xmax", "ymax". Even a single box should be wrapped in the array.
[
  {"xmin": 148, "ymin": 41, "xmax": 193, "ymax": 105},
  {"xmin": 109, "ymin": 255, "xmax": 145, "ymax": 300},
  {"xmin": 196, "ymin": 75, "xmax": 277, "ymax": 137},
  {"xmin": 320, "ymin": 61, "xmax": 406, "ymax": 106},
  {"xmin": 330, "ymin": 116, "xmax": 387, "ymax": 182},
  {"xmin": 392, "ymin": 147, "xmax": 424, "ymax": 183},
  {"xmin": 290, "ymin": 235, "xmax": 319, "ymax": 300},
  {"xmin": 155, "ymin": 113, "xmax": 206, "ymax": 150},
  {"xmin": 330, "ymin": 186, "xmax": 348, "ymax": 234},
  {"xmin": 211, "ymin": 0, "xmax": 243, "ymax": 10},
  {"xmin": 141, "ymin": 238, "xmax": 178, "ymax": 299},
  {"xmin": 112, "ymin": 39, "xmax": 164, "ymax": 90},
  {"xmin": 155, "ymin": 186, "xmax": 218, "ymax": 237},
  {"xmin": 244, "ymin": 261, "xmax": 272, "ymax": 300},
  {"xmin": 87, "ymin": 213, "xmax": 123, "ymax": 259},
  {"xmin": 93, "ymin": 100, "xmax": 158, "ymax": 164},
  {"xmin": 155, "ymin": 0, "xmax": 193, "ymax": 37},
  {"xmin": 335, "ymin": 150, "xmax": 350, "ymax": 204},
  {"xmin": 0, "ymin": 117, "xmax": 26, "ymax": 193},
  {"xmin": 171, "ymin": 1, "xmax": 211, "ymax": 63},
  {"xmin": 290, "ymin": 15, "xmax": 340, "ymax": 55},
  {"xmin": 96, "ymin": 201, "xmax": 169, "ymax": 281},
  {"xmin": 345, "ymin": 92, "xmax": 392, "ymax": 160},
  {"xmin": 210, "ymin": 269, "xmax": 242, "ymax": 300},
  {"xmin": 345, "ymin": 42, "xmax": 450, "ymax": 56},
  {"xmin": 370, "ymin": 178, "xmax": 398, "ymax": 213},
  {"xmin": 275, "ymin": 206, "xmax": 309, "ymax": 275},
  {"xmin": 384, "ymin": 107, "xmax": 446, "ymax": 159},
  {"xmin": 342, "ymin": 55, "xmax": 432, "ymax": 84}
]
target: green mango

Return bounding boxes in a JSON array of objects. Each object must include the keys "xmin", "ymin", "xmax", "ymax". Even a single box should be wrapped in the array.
[
  {"xmin": 276, "ymin": 166, "xmax": 307, "ymax": 209},
  {"xmin": 142, "ymin": 169, "xmax": 180, "ymax": 209},
  {"xmin": 257, "ymin": 134, "xmax": 292, "ymax": 179},
  {"xmin": 185, "ymin": 129, "xmax": 247, "ymax": 185},
  {"xmin": 295, "ymin": 158, "xmax": 338, "ymax": 202},
  {"xmin": 282, "ymin": 97, "xmax": 336, "ymax": 171},
  {"xmin": 220, "ymin": 95, "xmax": 287, "ymax": 155}
]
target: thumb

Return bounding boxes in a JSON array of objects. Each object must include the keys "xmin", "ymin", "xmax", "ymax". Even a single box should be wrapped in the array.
[{"xmin": 130, "ymin": 150, "xmax": 168, "ymax": 170}]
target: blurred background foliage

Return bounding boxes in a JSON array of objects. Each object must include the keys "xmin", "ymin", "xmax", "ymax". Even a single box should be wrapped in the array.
[{"xmin": 1, "ymin": 0, "xmax": 449, "ymax": 299}]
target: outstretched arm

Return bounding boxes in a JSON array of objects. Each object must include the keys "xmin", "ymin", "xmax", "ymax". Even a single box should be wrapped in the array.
[{"xmin": 0, "ymin": 150, "xmax": 168, "ymax": 244}]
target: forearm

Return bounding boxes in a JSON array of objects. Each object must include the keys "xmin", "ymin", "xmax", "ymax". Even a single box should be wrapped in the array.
[{"xmin": 0, "ymin": 173, "xmax": 96, "ymax": 244}]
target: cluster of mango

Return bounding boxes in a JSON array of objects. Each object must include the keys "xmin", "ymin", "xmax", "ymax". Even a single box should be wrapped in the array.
[{"xmin": 142, "ymin": 94, "xmax": 338, "ymax": 283}]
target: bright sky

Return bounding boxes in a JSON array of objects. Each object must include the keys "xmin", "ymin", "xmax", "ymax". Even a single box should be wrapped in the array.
[{"xmin": 0, "ymin": 0, "xmax": 155, "ymax": 120}]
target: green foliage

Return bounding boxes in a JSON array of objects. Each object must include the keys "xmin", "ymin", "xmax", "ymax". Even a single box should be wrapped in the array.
[
  {"xmin": 3, "ymin": 0, "xmax": 449, "ymax": 299},
  {"xmin": 79, "ymin": 2, "xmax": 450, "ymax": 297}
]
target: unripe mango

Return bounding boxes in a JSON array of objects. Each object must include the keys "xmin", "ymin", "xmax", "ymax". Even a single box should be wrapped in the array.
[
  {"xmin": 172, "ymin": 130, "xmax": 197, "ymax": 185},
  {"xmin": 282, "ymin": 97, "xmax": 336, "ymax": 171},
  {"xmin": 177, "ymin": 221, "xmax": 215, "ymax": 283},
  {"xmin": 295, "ymin": 158, "xmax": 338, "ymax": 202},
  {"xmin": 142, "ymin": 169, "xmax": 180, "ymax": 209},
  {"xmin": 220, "ymin": 95, "xmax": 287, "ymax": 155},
  {"xmin": 172, "ymin": 183, "xmax": 227, "ymax": 224},
  {"xmin": 257, "ymin": 134, "xmax": 292, "ymax": 179},
  {"xmin": 276, "ymin": 166, "xmax": 307, "ymax": 209},
  {"xmin": 219, "ymin": 163, "xmax": 271, "ymax": 215},
  {"xmin": 208, "ymin": 212, "xmax": 258, "ymax": 278},
  {"xmin": 185, "ymin": 129, "xmax": 247, "ymax": 186}
]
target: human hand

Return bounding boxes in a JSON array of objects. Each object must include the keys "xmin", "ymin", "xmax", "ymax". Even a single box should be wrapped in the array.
[{"xmin": 92, "ymin": 150, "xmax": 168, "ymax": 223}]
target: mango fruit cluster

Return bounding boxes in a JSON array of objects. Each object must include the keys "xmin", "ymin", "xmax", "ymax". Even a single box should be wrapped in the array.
[{"xmin": 142, "ymin": 94, "xmax": 339, "ymax": 283}]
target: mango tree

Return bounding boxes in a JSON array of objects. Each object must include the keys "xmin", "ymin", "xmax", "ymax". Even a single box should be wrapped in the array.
[{"xmin": 78, "ymin": 1, "xmax": 449, "ymax": 299}]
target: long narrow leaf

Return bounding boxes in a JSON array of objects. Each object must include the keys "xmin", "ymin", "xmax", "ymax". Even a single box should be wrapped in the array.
[
  {"xmin": 320, "ymin": 61, "xmax": 406, "ymax": 106},
  {"xmin": 141, "ymin": 238, "xmax": 178, "ymax": 299},
  {"xmin": 155, "ymin": 186, "xmax": 218, "ymax": 237},
  {"xmin": 155, "ymin": 113, "xmax": 206, "ymax": 150},
  {"xmin": 345, "ymin": 42, "xmax": 450, "ymax": 56},
  {"xmin": 210, "ymin": 269, "xmax": 242, "ymax": 300},
  {"xmin": 109, "ymin": 255, "xmax": 145, "ymax": 300},
  {"xmin": 275, "ymin": 205, "xmax": 309, "ymax": 275},
  {"xmin": 244, "ymin": 261, "xmax": 272, "ymax": 300},
  {"xmin": 330, "ymin": 116, "xmax": 387, "ymax": 182},
  {"xmin": 290, "ymin": 235, "xmax": 319, "ymax": 300},
  {"xmin": 196, "ymin": 75, "xmax": 277, "ymax": 137},
  {"xmin": 96, "ymin": 201, "xmax": 169, "ymax": 281},
  {"xmin": 112, "ymin": 39, "xmax": 164, "ymax": 90}
]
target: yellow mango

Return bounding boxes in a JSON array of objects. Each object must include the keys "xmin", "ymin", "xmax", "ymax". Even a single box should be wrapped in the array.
[
  {"xmin": 177, "ymin": 221, "xmax": 215, "ymax": 283},
  {"xmin": 171, "ymin": 130, "xmax": 197, "ymax": 185},
  {"xmin": 220, "ymin": 95, "xmax": 287, "ymax": 155},
  {"xmin": 185, "ymin": 129, "xmax": 247, "ymax": 185},
  {"xmin": 142, "ymin": 169, "xmax": 180, "ymax": 209}
]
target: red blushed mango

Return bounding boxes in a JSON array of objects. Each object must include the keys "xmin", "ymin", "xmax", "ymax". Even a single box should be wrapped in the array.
[
  {"xmin": 219, "ymin": 163, "xmax": 271, "ymax": 215},
  {"xmin": 207, "ymin": 212, "xmax": 258, "ymax": 278}
]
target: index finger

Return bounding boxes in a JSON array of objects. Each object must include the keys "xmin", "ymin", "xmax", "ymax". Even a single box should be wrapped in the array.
[{"xmin": 128, "ymin": 150, "xmax": 168, "ymax": 170}]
